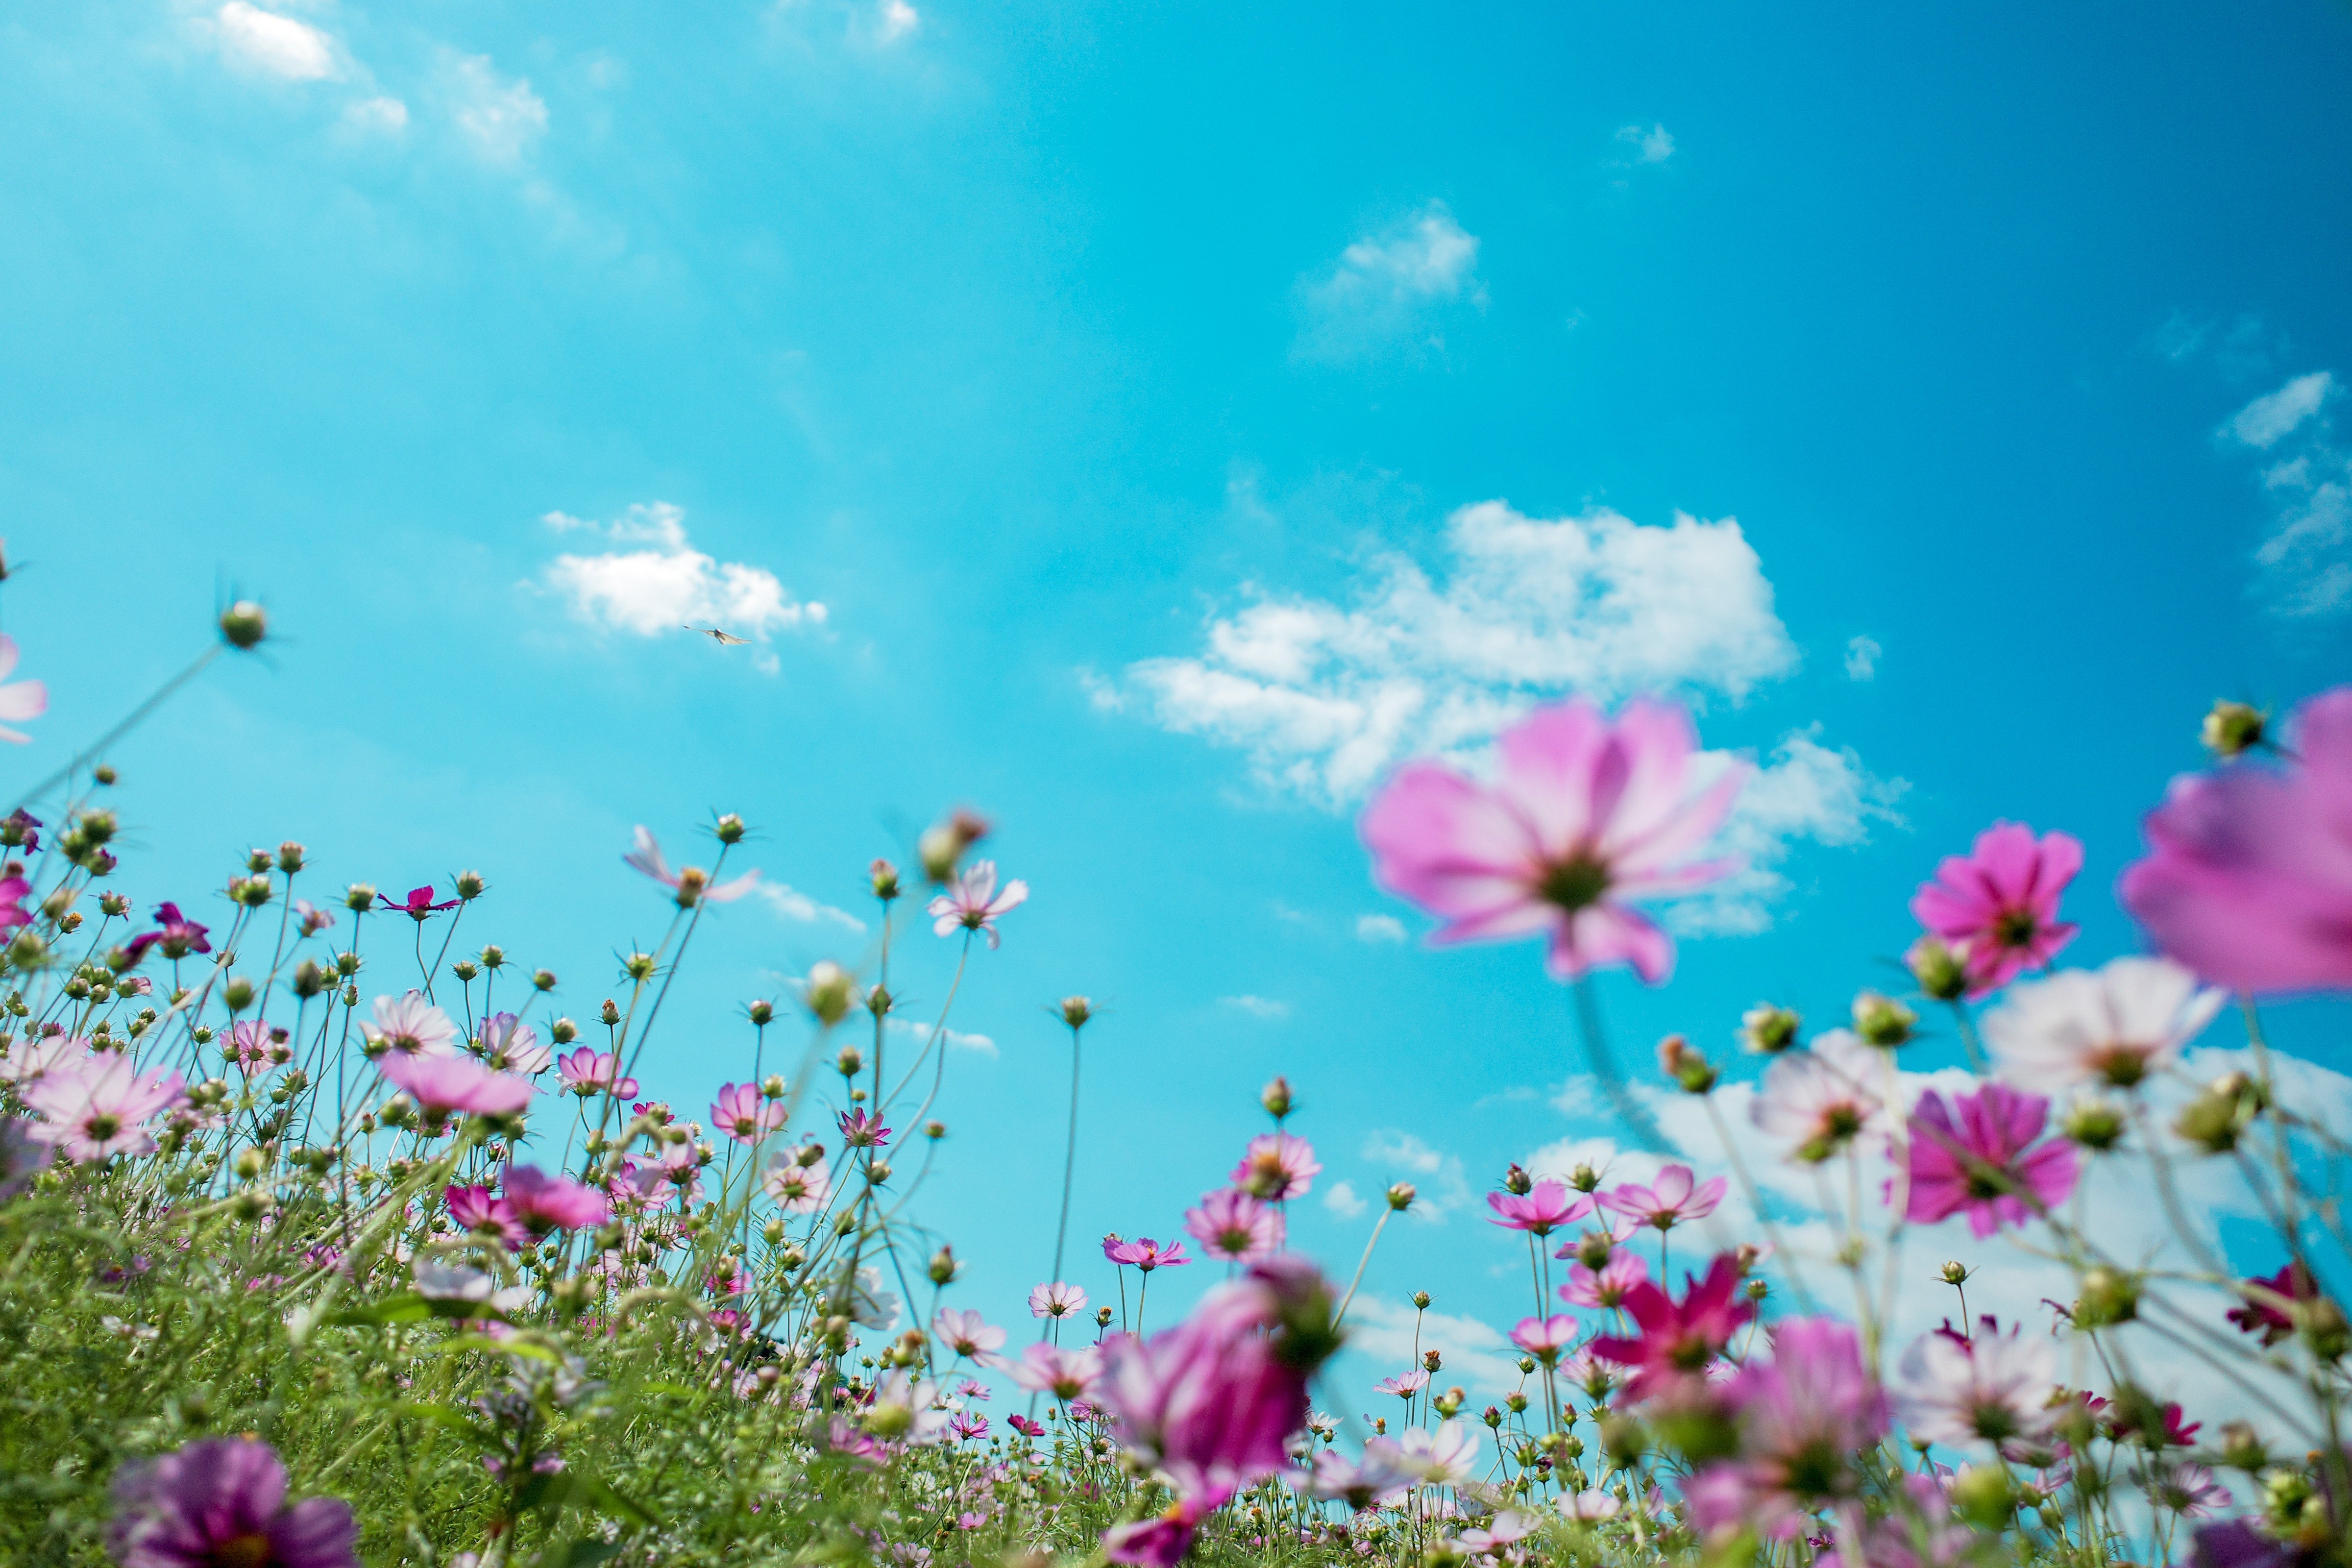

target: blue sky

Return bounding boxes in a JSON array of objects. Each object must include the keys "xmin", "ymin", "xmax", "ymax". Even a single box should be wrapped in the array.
[{"xmin": 3, "ymin": 0, "xmax": 2351, "ymax": 1418}]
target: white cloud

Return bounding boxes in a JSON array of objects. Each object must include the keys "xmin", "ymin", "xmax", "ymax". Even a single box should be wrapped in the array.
[
  {"xmin": 441, "ymin": 51, "xmax": 548, "ymax": 165},
  {"xmin": 1222, "ymin": 995, "xmax": 1291, "ymax": 1021},
  {"xmin": 342, "ymin": 96, "xmax": 408, "ymax": 134},
  {"xmin": 210, "ymin": 2, "xmax": 337, "ymax": 80},
  {"xmin": 1296, "ymin": 202, "xmax": 1483, "ymax": 364},
  {"xmin": 1616, "ymin": 123, "xmax": 1675, "ymax": 163},
  {"xmin": 1843, "ymin": 634, "xmax": 1880, "ymax": 681},
  {"xmin": 2224, "ymin": 370, "xmax": 2334, "ymax": 449},
  {"xmin": 539, "ymin": 502, "xmax": 826, "ymax": 667},
  {"xmin": 1361, "ymin": 1130, "xmax": 1474, "ymax": 1223},
  {"xmin": 1344, "ymin": 1294, "xmax": 1526, "ymax": 1396},
  {"xmin": 1123, "ymin": 500, "xmax": 1798, "ymax": 806},
  {"xmin": 884, "ymin": 1015, "xmax": 997, "ymax": 1058},
  {"xmin": 1665, "ymin": 729, "xmax": 1908, "ymax": 936},
  {"xmin": 1354, "ymin": 913, "xmax": 1407, "ymax": 945},
  {"xmin": 751, "ymin": 881, "xmax": 867, "ymax": 933},
  {"xmin": 876, "ymin": 0, "xmax": 919, "ymax": 42},
  {"xmin": 2219, "ymin": 370, "xmax": 2352, "ymax": 618},
  {"xmin": 1322, "ymin": 1179, "xmax": 1368, "ymax": 1220}
]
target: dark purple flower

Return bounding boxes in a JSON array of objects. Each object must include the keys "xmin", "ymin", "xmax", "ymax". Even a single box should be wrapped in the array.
[
  {"xmin": 123, "ymin": 903, "xmax": 212, "ymax": 966},
  {"xmin": 110, "ymin": 1437, "xmax": 357, "ymax": 1568},
  {"xmin": 0, "ymin": 808, "xmax": 39, "ymax": 852},
  {"xmin": 379, "ymin": 885, "xmax": 460, "ymax": 922}
]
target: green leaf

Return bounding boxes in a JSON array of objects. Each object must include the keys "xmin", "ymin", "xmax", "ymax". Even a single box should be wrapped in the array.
[{"xmin": 321, "ymin": 1292, "xmax": 513, "ymax": 1327}]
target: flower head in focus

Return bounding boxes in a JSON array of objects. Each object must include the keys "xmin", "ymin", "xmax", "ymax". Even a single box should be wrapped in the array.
[
  {"xmin": 836, "ymin": 1107, "xmax": 890, "ymax": 1149},
  {"xmin": 445, "ymin": 1183, "xmax": 523, "ymax": 1249},
  {"xmin": 556, "ymin": 1047, "xmax": 636, "ymax": 1100},
  {"xmin": 1029, "ymin": 1281, "xmax": 1088, "ymax": 1320},
  {"xmin": 932, "ymin": 1307, "xmax": 1008, "ymax": 1368},
  {"xmin": 1898, "ymin": 1082, "xmax": 2078, "ymax": 1238},
  {"xmin": 710, "ymin": 1082, "xmax": 786, "ymax": 1145},
  {"xmin": 476, "ymin": 1013, "xmax": 549, "ymax": 1075},
  {"xmin": 363, "ymin": 993, "xmax": 458, "ymax": 1058},
  {"xmin": 1587, "ymin": 1254, "xmax": 1755, "ymax": 1402},
  {"xmin": 1182, "ymin": 1188, "xmax": 1284, "ymax": 1262},
  {"xmin": 1105, "ymin": 1236, "xmax": 1189, "ymax": 1272},
  {"xmin": 1487, "ymin": 1179, "xmax": 1593, "ymax": 1237},
  {"xmin": 926, "ymin": 860, "xmax": 1029, "ymax": 949},
  {"xmin": 379, "ymin": 885, "xmax": 460, "ymax": 922},
  {"xmin": 1599, "ymin": 1163, "xmax": 1727, "ymax": 1234},
  {"xmin": 1358, "ymin": 698, "xmax": 1745, "ymax": 985},
  {"xmin": 1232, "ymin": 1131, "xmax": 1320, "ymax": 1200},
  {"xmin": 1910, "ymin": 821, "xmax": 2083, "ymax": 995}
]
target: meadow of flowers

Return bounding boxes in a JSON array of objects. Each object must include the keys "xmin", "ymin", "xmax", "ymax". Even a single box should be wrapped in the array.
[{"xmin": 1, "ymin": 606, "xmax": 2349, "ymax": 1568}]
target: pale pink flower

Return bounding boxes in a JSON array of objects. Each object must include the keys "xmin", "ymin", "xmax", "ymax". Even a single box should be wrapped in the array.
[
  {"xmin": 1008, "ymin": 1342, "xmax": 1102, "ymax": 1401},
  {"xmin": 1509, "ymin": 1314, "xmax": 1578, "ymax": 1367},
  {"xmin": 932, "ymin": 1307, "xmax": 1007, "ymax": 1368},
  {"xmin": 1358, "ymin": 698, "xmax": 1745, "ymax": 984},
  {"xmin": 1395, "ymin": 1420, "xmax": 1481, "ymax": 1486},
  {"xmin": 364, "ymin": 992, "xmax": 458, "ymax": 1058},
  {"xmin": 1892, "ymin": 1318, "xmax": 2058, "ymax": 1448},
  {"xmin": 2122, "ymin": 687, "xmax": 2352, "ymax": 994},
  {"xmin": 624, "ymin": 825, "xmax": 760, "ymax": 907},
  {"xmin": 1750, "ymin": 1029, "xmax": 1892, "ymax": 1163},
  {"xmin": 1454, "ymin": 1510, "xmax": 1540, "ymax": 1557},
  {"xmin": 379, "ymin": 1052, "xmax": 532, "ymax": 1119},
  {"xmin": 1899, "ymin": 1083, "xmax": 2077, "ymax": 1237},
  {"xmin": 1598, "ymin": 1163, "xmax": 1726, "ymax": 1234},
  {"xmin": 2153, "ymin": 1462, "xmax": 2232, "ymax": 1518},
  {"xmin": 501, "ymin": 1164, "xmax": 606, "ymax": 1236},
  {"xmin": 1231, "ymin": 1131, "xmax": 1320, "ymax": 1200},
  {"xmin": 1561, "ymin": 1252, "xmax": 1648, "ymax": 1309},
  {"xmin": 1983, "ymin": 956, "xmax": 2226, "ymax": 1093},
  {"xmin": 1911, "ymin": 821, "xmax": 2083, "ymax": 994},
  {"xmin": 927, "ymin": 860, "xmax": 1029, "ymax": 948},
  {"xmin": 1556, "ymin": 1489, "xmax": 1620, "ymax": 1521},
  {"xmin": 556, "ymin": 1047, "xmax": 636, "ymax": 1099},
  {"xmin": 0, "ymin": 636, "xmax": 47, "ymax": 744},
  {"xmin": 1, "ymin": 1032, "xmax": 83, "ymax": 1089},
  {"xmin": 1182, "ymin": 1187, "xmax": 1283, "ymax": 1262},
  {"xmin": 1029, "ymin": 1280, "xmax": 1088, "ymax": 1319},
  {"xmin": 222, "ymin": 1021, "xmax": 279, "ymax": 1073},
  {"xmin": 709, "ymin": 1082, "xmax": 785, "ymax": 1145},
  {"xmin": 477, "ymin": 1013, "xmax": 550, "ymax": 1075},
  {"xmin": 24, "ymin": 1052, "xmax": 185, "ymax": 1161},
  {"xmin": 1306, "ymin": 1444, "xmax": 1416, "ymax": 1510},
  {"xmin": 1373, "ymin": 1369, "xmax": 1428, "ymax": 1399},
  {"xmin": 761, "ymin": 1151, "xmax": 831, "ymax": 1212},
  {"xmin": 1487, "ymin": 1179, "xmax": 1593, "ymax": 1236}
]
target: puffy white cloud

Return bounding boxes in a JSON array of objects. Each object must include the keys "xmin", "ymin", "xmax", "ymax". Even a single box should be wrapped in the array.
[
  {"xmin": 2224, "ymin": 370, "xmax": 2334, "ymax": 450},
  {"xmin": 210, "ymin": 2, "xmax": 337, "ymax": 81},
  {"xmin": 751, "ymin": 881, "xmax": 867, "ymax": 933},
  {"xmin": 1322, "ymin": 1179, "xmax": 1368, "ymax": 1220},
  {"xmin": 1355, "ymin": 913, "xmax": 1408, "ymax": 944},
  {"xmin": 1222, "ymin": 994, "xmax": 1291, "ymax": 1021},
  {"xmin": 1843, "ymin": 634, "xmax": 1880, "ymax": 681},
  {"xmin": 539, "ymin": 502, "xmax": 826, "ymax": 669},
  {"xmin": 1344, "ymin": 1293, "xmax": 1525, "ymax": 1395},
  {"xmin": 884, "ymin": 1014, "xmax": 996, "ymax": 1058},
  {"xmin": 1361, "ymin": 1129, "xmax": 1473, "ymax": 1223},
  {"xmin": 441, "ymin": 50, "xmax": 548, "ymax": 165},
  {"xmin": 1616, "ymin": 123, "xmax": 1675, "ymax": 164},
  {"xmin": 1666, "ymin": 729, "xmax": 1907, "ymax": 936},
  {"xmin": 1295, "ymin": 203, "xmax": 1483, "ymax": 364},
  {"xmin": 876, "ymin": 0, "xmax": 919, "ymax": 42}
]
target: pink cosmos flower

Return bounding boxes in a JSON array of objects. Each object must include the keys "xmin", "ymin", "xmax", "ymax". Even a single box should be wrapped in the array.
[
  {"xmin": 1509, "ymin": 1314, "xmax": 1579, "ymax": 1367},
  {"xmin": 927, "ymin": 859, "xmax": 1029, "ymax": 949},
  {"xmin": 2121, "ymin": 688, "xmax": 2352, "ymax": 993},
  {"xmin": 624, "ymin": 825, "xmax": 760, "ymax": 908},
  {"xmin": 1911, "ymin": 821, "xmax": 2083, "ymax": 994},
  {"xmin": 123, "ymin": 902, "xmax": 212, "ymax": 966},
  {"xmin": 501, "ymin": 1164, "xmax": 607, "ymax": 1236},
  {"xmin": 1686, "ymin": 1318, "xmax": 1890, "ymax": 1542},
  {"xmin": 1395, "ymin": 1419, "xmax": 1482, "ymax": 1486},
  {"xmin": 2227, "ymin": 1262, "xmax": 2323, "ymax": 1346},
  {"xmin": 1358, "ymin": 698, "xmax": 1746, "ymax": 985},
  {"xmin": 761, "ymin": 1151, "xmax": 832, "ymax": 1212},
  {"xmin": 1750, "ymin": 1029, "xmax": 1892, "ymax": 1164},
  {"xmin": 1029, "ymin": 1281, "xmax": 1088, "ymax": 1319},
  {"xmin": 1599, "ymin": 1163, "xmax": 1726, "ymax": 1234},
  {"xmin": 222, "ymin": 1021, "xmax": 281, "ymax": 1073},
  {"xmin": 1454, "ymin": 1510, "xmax": 1540, "ymax": 1557},
  {"xmin": 378, "ymin": 885, "xmax": 459, "ymax": 922},
  {"xmin": 1898, "ymin": 1082, "xmax": 2078, "ymax": 1237},
  {"xmin": 0, "ymin": 874, "xmax": 29, "ymax": 937},
  {"xmin": 1102, "ymin": 1494, "xmax": 1218, "ymax": 1568},
  {"xmin": 836, "ymin": 1107, "xmax": 890, "ymax": 1149},
  {"xmin": 2153, "ymin": 1463, "xmax": 2233, "ymax": 1518},
  {"xmin": 363, "ymin": 992, "xmax": 458, "ymax": 1058},
  {"xmin": 1561, "ymin": 1252, "xmax": 1649, "ymax": 1309},
  {"xmin": 1487, "ymin": 1179, "xmax": 1594, "ymax": 1237},
  {"xmin": 445, "ymin": 1183, "xmax": 524, "ymax": 1249},
  {"xmin": 1008, "ymin": 1342, "xmax": 1103, "ymax": 1401},
  {"xmin": 0, "ymin": 635, "xmax": 47, "ymax": 745},
  {"xmin": 0, "ymin": 1031, "xmax": 85, "ymax": 1090},
  {"xmin": 1373, "ymin": 1369, "xmax": 1428, "ymax": 1399},
  {"xmin": 293, "ymin": 899, "xmax": 334, "ymax": 938},
  {"xmin": 1232, "ymin": 1131, "xmax": 1321, "ymax": 1200},
  {"xmin": 1983, "ymin": 956, "xmax": 2224, "ymax": 1093},
  {"xmin": 1560, "ymin": 1348, "xmax": 1617, "ymax": 1401},
  {"xmin": 1105, "ymin": 1236, "xmax": 1189, "ymax": 1272},
  {"xmin": 1306, "ymin": 1444, "xmax": 1417, "ymax": 1510},
  {"xmin": 1892, "ymin": 1317, "xmax": 2058, "ymax": 1447},
  {"xmin": 710, "ymin": 1082, "xmax": 786, "ymax": 1145},
  {"xmin": 379, "ymin": 1051, "xmax": 532, "ymax": 1120},
  {"xmin": 108, "ymin": 1436, "xmax": 357, "ymax": 1568},
  {"xmin": 556, "ymin": 1047, "xmax": 637, "ymax": 1099},
  {"xmin": 24, "ymin": 1053, "xmax": 187, "ymax": 1162},
  {"xmin": 932, "ymin": 1307, "xmax": 1008, "ymax": 1368},
  {"xmin": 948, "ymin": 1411, "xmax": 990, "ymax": 1441},
  {"xmin": 476, "ymin": 1013, "xmax": 549, "ymax": 1075},
  {"xmin": 1588, "ymin": 1254, "xmax": 1756, "ymax": 1402},
  {"xmin": 1183, "ymin": 1187, "xmax": 1284, "ymax": 1262}
]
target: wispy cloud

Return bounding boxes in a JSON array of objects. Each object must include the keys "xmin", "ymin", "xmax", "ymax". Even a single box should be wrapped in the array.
[
  {"xmin": 539, "ymin": 502, "xmax": 827, "ymax": 671},
  {"xmin": 1322, "ymin": 1179, "xmax": 1368, "ymax": 1220},
  {"xmin": 751, "ymin": 881, "xmax": 868, "ymax": 932},
  {"xmin": 2219, "ymin": 370, "xmax": 2351, "ymax": 618},
  {"xmin": 1615, "ymin": 123, "xmax": 1675, "ymax": 164},
  {"xmin": 440, "ymin": 50, "xmax": 549, "ymax": 166},
  {"xmin": 1222, "ymin": 995, "xmax": 1291, "ymax": 1021},
  {"xmin": 1344, "ymin": 1294, "xmax": 1524, "ymax": 1394},
  {"xmin": 2225, "ymin": 370, "xmax": 2334, "ymax": 450},
  {"xmin": 1843, "ymin": 634, "xmax": 1880, "ymax": 681},
  {"xmin": 1295, "ymin": 202, "xmax": 1483, "ymax": 364},
  {"xmin": 1354, "ymin": 913, "xmax": 1407, "ymax": 945},
  {"xmin": 207, "ymin": 2, "xmax": 338, "ymax": 81},
  {"xmin": 885, "ymin": 1015, "xmax": 996, "ymax": 1058},
  {"xmin": 1360, "ymin": 1130, "xmax": 1473, "ymax": 1223},
  {"xmin": 875, "ymin": 0, "xmax": 920, "ymax": 43}
]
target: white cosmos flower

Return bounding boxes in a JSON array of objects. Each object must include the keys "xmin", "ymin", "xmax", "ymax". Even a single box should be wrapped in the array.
[
  {"xmin": 1396, "ymin": 1419, "xmax": 1481, "ymax": 1487},
  {"xmin": 1983, "ymin": 956, "xmax": 2225, "ymax": 1093},
  {"xmin": 365, "ymin": 991, "xmax": 459, "ymax": 1057},
  {"xmin": 1892, "ymin": 1321, "xmax": 2058, "ymax": 1448},
  {"xmin": 1750, "ymin": 1029, "xmax": 1893, "ymax": 1163}
]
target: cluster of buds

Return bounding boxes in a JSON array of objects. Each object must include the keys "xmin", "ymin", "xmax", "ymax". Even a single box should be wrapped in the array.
[
  {"xmin": 1656, "ymin": 1033, "xmax": 1717, "ymax": 1093},
  {"xmin": 916, "ymin": 808, "xmax": 989, "ymax": 883}
]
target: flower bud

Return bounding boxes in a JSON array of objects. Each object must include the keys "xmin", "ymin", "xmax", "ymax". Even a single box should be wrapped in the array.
[
  {"xmin": 1095, "ymin": 1305, "xmax": 1114, "ymax": 1328},
  {"xmin": 532, "ymin": 968, "xmax": 556, "ymax": 992},
  {"xmin": 2300, "ymin": 1297, "xmax": 2351, "ymax": 1361},
  {"xmin": 550, "ymin": 1017, "xmax": 578, "ymax": 1044},
  {"xmin": 451, "ymin": 961, "xmax": 478, "ymax": 983},
  {"xmin": 623, "ymin": 952, "xmax": 656, "ymax": 981},
  {"xmin": 917, "ymin": 808, "xmax": 989, "ymax": 882},
  {"xmin": 1421, "ymin": 1349, "xmax": 1442, "ymax": 1373},
  {"xmin": 1411, "ymin": 1291, "xmax": 1432, "ymax": 1310},
  {"xmin": 2176, "ymin": 1073, "xmax": 2263, "ymax": 1153},
  {"xmin": 2062, "ymin": 1098, "xmax": 2127, "ymax": 1152},
  {"xmin": 867, "ymin": 1161, "xmax": 892, "ymax": 1185},
  {"xmin": 291, "ymin": 960, "xmax": 325, "ymax": 1000},
  {"xmin": 1906, "ymin": 937, "xmax": 1970, "ymax": 1002},
  {"xmin": 868, "ymin": 858, "xmax": 901, "ymax": 901},
  {"xmin": 714, "ymin": 812, "xmax": 747, "ymax": 845},
  {"xmin": 221, "ymin": 977, "xmax": 256, "ymax": 1013},
  {"xmin": 2218, "ymin": 1420, "xmax": 2269, "ymax": 1473},
  {"xmin": 1656, "ymin": 1034, "xmax": 1717, "ymax": 1094},
  {"xmin": 1950, "ymin": 1463, "xmax": 2014, "ymax": 1527},
  {"xmin": 1574, "ymin": 1230, "xmax": 1614, "ymax": 1270},
  {"xmin": 760, "ymin": 1074, "xmax": 786, "ymax": 1100},
  {"xmin": 599, "ymin": 999, "xmax": 622, "ymax": 1026},
  {"xmin": 864, "ymin": 983, "xmax": 892, "ymax": 1018},
  {"xmin": 1568, "ymin": 1161, "xmax": 1601, "ymax": 1194},
  {"xmin": 928, "ymin": 1246, "xmax": 959, "ymax": 1285},
  {"xmin": 1260, "ymin": 1075, "xmax": 1292, "ymax": 1119},
  {"xmin": 1939, "ymin": 1260, "xmax": 1973, "ymax": 1286},
  {"xmin": 219, "ymin": 599, "xmax": 268, "ymax": 649},
  {"xmin": 245, "ymin": 848, "xmax": 272, "ymax": 874},
  {"xmin": 1060, "ymin": 995, "xmax": 1093, "ymax": 1029},
  {"xmin": 804, "ymin": 961, "xmax": 855, "ymax": 1027},
  {"xmin": 343, "ymin": 882, "xmax": 376, "ymax": 911},
  {"xmin": 99, "ymin": 892, "xmax": 130, "ymax": 918},
  {"xmin": 1738, "ymin": 1003, "xmax": 1800, "ymax": 1054},
  {"xmin": 747, "ymin": 998, "xmax": 774, "ymax": 1027},
  {"xmin": 2202, "ymin": 700, "xmax": 2266, "ymax": 759},
  {"xmin": 2075, "ymin": 1265, "xmax": 2140, "ymax": 1328},
  {"xmin": 834, "ymin": 1044, "xmax": 863, "ymax": 1078},
  {"xmin": 1852, "ymin": 990, "xmax": 1918, "ymax": 1047},
  {"xmin": 234, "ymin": 1147, "xmax": 268, "ymax": 1180},
  {"xmin": 276, "ymin": 840, "xmax": 306, "ymax": 874},
  {"xmin": 1501, "ymin": 1163, "xmax": 1533, "ymax": 1196},
  {"xmin": 1385, "ymin": 1182, "xmax": 1417, "ymax": 1212},
  {"xmin": 453, "ymin": 870, "xmax": 486, "ymax": 901},
  {"xmin": 924, "ymin": 1120, "xmax": 945, "ymax": 1140}
]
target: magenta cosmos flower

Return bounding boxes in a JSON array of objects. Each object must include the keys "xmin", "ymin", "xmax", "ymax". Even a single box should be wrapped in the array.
[
  {"xmin": 1182, "ymin": 1188, "xmax": 1284, "ymax": 1262},
  {"xmin": 1509, "ymin": 1314, "xmax": 1578, "ymax": 1367},
  {"xmin": 122, "ymin": 901, "xmax": 212, "ymax": 965},
  {"xmin": 1231, "ymin": 1132, "xmax": 1320, "ymax": 1200},
  {"xmin": 0, "ymin": 635, "xmax": 47, "ymax": 744},
  {"xmin": 1685, "ymin": 1318, "xmax": 1889, "ymax": 1542},
  {"xmin": 1898, "ymin": 1082, "xmax": 2077, "ymax": 1237},
  {"xmin": 1911, "ymin": 822, "xmax": 2083, "ymax": 995},
  {"xmin": 24, "ymin": 1052, "xmax": 186, "ymax": 1162},
  {"xmin": 379, "ymin": 1051, "xmax": 532, "ymax": 1120},
  {"xmin": 378, "ymin": 884, "xmax": 460, "ymax": 921},
  {"xmin": 710, "ymin": 1082, "xmax": 785, "ymax": 1144},
  {"xmin": 1487, "ymin": 1179, "xmax": 1593, "ymax": 1237},
  {"xmin": 109, "ymin": 1437, "xmax": 357, "ymax": 1568},
  {"xmin": 1359, "ymin": 698, "xmax": 1746, "ymax": 985},
  {"xmin": 624, "ymin": 825, "xmax": 760, "ymax": 908},
  {"xmin": 1561, "ymin": 1252, "xmax": 1648, "ymax": 1309},
  {"xmin": 927, "ymin": 860, "xmax": 1029, "ymax": 948},
  {"xmin": 2122, "ymin": 687, "xmax": 2352, "ymax": 994},
  {"xmin": 1599, "ymin": 1163, "xmax": 1727, "ymax": 1234},
  {"xmin": 1105, "ymin": 1236, "xmax": 1189, "ymax": 1272},
  {"xmin": 1588, "ymin": 1254, "xmax": 1756, "ymax": 1402},
  {"xmin": 502, "ymin": 1164, "xmax": 607, "ymax": 1236},
  {"xmin": 836, "ymin": 1107, "xmax": 889, "ymax": 1149},
  {"xmin": 556, "ymin": 1046, "xmax": 637, "ymax": 1099},
  {"xmin": 446, "ymin": 1183, "xmax": 524, "ymax": 1249}
]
